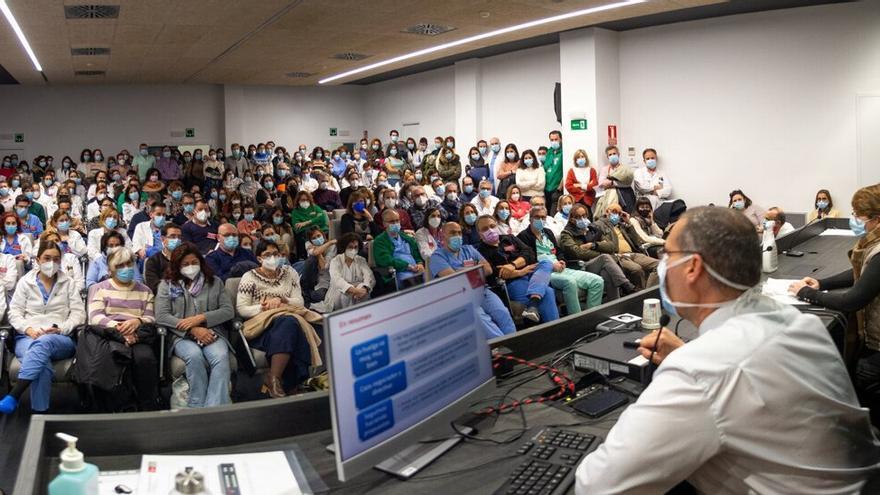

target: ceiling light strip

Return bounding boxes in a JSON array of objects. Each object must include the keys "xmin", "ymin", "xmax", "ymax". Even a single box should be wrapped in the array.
[
  {"xmin": 0, "ymin": 0, "xmax": 42, "ymax": 72},
  {"xmin": 319, "ymin": 0, "xmax": 645, "ymax": 84}
]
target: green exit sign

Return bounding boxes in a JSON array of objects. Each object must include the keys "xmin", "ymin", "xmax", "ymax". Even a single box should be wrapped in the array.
[
  {"xmin": 185, "ymin": 128, "xmax": 195, "ymax": 138},
  {"xmin": 14, "ymin": 133, "xmax": 23, "ymax": 143},
  {"xmin": 329, "ymin": 127, "xmax": 338, "ymax": 137},
  {"xmin": 570, "ymin": 119, "xmax": 587, "ymax": 131}
]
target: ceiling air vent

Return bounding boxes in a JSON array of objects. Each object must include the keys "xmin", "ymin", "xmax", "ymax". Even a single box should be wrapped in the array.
[
  {"xmin": 64, "ymin": 5, "xmax": 120, "ymax": 19},
  {"xmin": 401, "ymin": 23, "xmax": 455, "ymax": 36},
  {"xmin": 74, "ymin": 70, "xmax": 106, "ymax": 76},
  {"xmin": 285, "ymin": 71, "xmax": 313, "ymax": 78},
  {"xmin": 71, "ymin": 47, "xmax": 111, "ymax": 56},
  {"xmin": 331, "ymin": 52, "xmax": 369, "ymax": 61}
]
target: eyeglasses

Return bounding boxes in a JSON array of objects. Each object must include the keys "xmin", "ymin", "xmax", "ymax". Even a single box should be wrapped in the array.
[{"xmin": 656, "ymin": 249, "xmax": 698, "ymax": 258}]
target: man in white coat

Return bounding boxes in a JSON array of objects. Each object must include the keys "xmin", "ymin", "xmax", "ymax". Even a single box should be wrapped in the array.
[{"xmin": 576, "ymin": 206, "xmax": 880, "ymax": 494}]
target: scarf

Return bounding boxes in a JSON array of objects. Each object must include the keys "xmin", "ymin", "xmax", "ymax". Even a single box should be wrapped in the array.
[
  {"xmin": 186, "ymin": 273, "xmax": 205, "ymax": 297},
  {"xmin": 850, "ymin": 224, "xmax": 880, "ymax": 340}
]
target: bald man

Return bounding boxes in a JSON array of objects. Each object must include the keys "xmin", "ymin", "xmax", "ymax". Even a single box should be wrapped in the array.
[{"xmin": 205, "ymin": 223, "xmax": 256, "ymax": 281}]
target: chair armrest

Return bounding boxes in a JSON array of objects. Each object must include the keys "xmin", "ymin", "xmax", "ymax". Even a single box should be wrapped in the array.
[
  {"xmin": 234, "ymin": 320, "xmax": 257, "ymax": 370},
  {"xmin": 157, "ymin": 327, "xmax": 166, "ymax": 380},
  {"xmin": 0, "ymin": 326, "xmax": 10, "ymax": 387}
]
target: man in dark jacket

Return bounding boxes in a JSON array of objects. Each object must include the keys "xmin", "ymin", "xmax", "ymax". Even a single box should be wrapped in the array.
[
  {"xmin": 558, "ymin": 204, "xmax": 635, "ymax": 299},
  {"xmin": 593, "ymin": 204, "xmax": 659, "ymax": 289}
]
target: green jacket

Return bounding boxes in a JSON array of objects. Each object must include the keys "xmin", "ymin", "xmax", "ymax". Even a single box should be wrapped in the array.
[
  {"xmin": 543, "ymin": 145, "xmax": 563, "ymax": 191},
  {"xmin": 290, "ymin": 204, "xmax": 328, "ymax": 234},
  {"xmin": 373, "ymin": 231, "xmax": 423, "ymax": 282}
]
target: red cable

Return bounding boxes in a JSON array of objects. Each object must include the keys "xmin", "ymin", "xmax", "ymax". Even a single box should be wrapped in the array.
[{"xmin": 480, "ymin": 354, "xmax": 575, "ymax": 415}]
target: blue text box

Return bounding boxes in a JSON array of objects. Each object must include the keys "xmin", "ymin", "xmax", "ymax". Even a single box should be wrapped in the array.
[
  {"xmin": 350, "ymin": 335, "xmax": 390, "ymax": 378},
  {"xmin": 357, "ymin": 399, "xmax": 395, "ymax": 442},
  {"xmin": 354, "ymin": 361, "xmax": 407, "ymax": 410}
]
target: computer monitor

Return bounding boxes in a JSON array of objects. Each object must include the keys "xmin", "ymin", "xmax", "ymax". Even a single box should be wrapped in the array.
[{"xmin": 325, "ymin": 266, "xmax": 496, "ymax": 482}]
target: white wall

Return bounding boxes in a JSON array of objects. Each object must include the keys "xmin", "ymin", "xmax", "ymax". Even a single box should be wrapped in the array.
[
  {"xmin": 481, "ymin": 43, "xmax": 562, "ymax": 152},
  {"xmin": 364, "ymin": 66, "xmax": 455, "ymax": 141},
  {"xmin": 227, "ymin": 85, "xmax": 366, "ymax": 150},
  {"xmin": 0, "ymin": 84, "xmax": 225, "ymax": 161},
  {"xmin": 619, "ymin": 1, "xmax": 880, "ymax": 212}
]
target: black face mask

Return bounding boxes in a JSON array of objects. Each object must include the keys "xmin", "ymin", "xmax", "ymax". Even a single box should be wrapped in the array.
[{"xmin": 638, "ymin": 208, "xmax": 651, "ymax": 218}]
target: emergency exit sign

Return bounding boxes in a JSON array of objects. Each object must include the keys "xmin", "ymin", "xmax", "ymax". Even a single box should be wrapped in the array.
[
  {"xmin": 185, "ymin": 128, "xmax": 195, "ymax": 138},
  {"xmin": 329, "ymin": 127, "xmax": 338, "ymax": 136},
  {"xmin": 14, "ymin": 133, "xmax": 23, "ymax": 143},
  {"xmin": 570, "ymin": 119, "xmax": 587, "ymax": 131}
]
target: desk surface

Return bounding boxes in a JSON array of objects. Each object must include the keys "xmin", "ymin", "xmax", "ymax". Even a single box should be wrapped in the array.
[{"xmin": 13, "ymin": 219, "xmax": 857, "ymax": 495}]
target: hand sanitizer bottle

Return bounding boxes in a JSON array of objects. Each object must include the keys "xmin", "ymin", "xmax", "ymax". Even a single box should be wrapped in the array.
[{"xmin": 48, "ymin": 433, "xmax": 99, "ymax": 495}]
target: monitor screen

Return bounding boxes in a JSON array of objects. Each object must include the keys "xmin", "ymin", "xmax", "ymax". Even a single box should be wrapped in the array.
[{"xmin": 325, "ymin": 267, "xmax": 495, "ymax": 481}]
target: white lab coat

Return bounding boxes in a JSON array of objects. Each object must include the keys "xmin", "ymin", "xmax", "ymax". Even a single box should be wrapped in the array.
[
  {"xmin": 8, "ymin": 269, "xmax": 85, "ymax": 335},
  {"xmin": 0, "ymin": 253, "xmax": 20, "ymax": 297},
  {"xmin": 131, "ymin": 221, "xmax": 160, "ymax": 255},
  {"xmin": 313, "ymin": 254, "xmax": 375, "ymax": 313},
  {"xmin": 86, "ymin": 227, "xmax": 131, "ymax": 259},
  {"xmin": 576, "ymin": 291, "xmax": 880, "ymax": 494},
  {"xmin": 470, "ymin": 196, "xmax": 500, "ymax": 217},
  {"xmin": 633, "ymin": 166, "xmax": 673, "ymax": 210},
  {"xmin": 31, "ymin": 230, "xmax": 87, "ymax": 257}
]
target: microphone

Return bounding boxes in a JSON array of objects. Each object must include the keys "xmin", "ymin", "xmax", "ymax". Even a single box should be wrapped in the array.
[
  {"xmin": 782, "ymin": 216, "xmax": 820, "ymax": 258},
  {"xmin": 659, "ymin": 315, "xmax": 670, "ymax": 328}
]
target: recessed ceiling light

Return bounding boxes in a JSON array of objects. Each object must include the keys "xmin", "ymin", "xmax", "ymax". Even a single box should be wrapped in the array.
[
  {"xmin": 0, "ymin": 0, "xmax": 42, "ymax": 72},
  {"xmin": 332, "ymin": 52, "xmax": 370, "ymax": 61},
  {"xmin": 402, "ymin": 23, "xmax": 456, "ymax": 36},
  {"xmin": 320, "ymin": 0, "xmax": 645, "ymax": 84},
  {"xmin": 64, "ymin": 5, "xmax": 120, "ymax": 19},
  {"xmin": 74, "ymin": 70, "xmax": 105, "ymax": 76},
  {"xmin": 71, "ymin": 47, "xmax": 111, "ymax": 56},
  {"xmin": 479, "ymin": 11, "xmax": 491, "ymax": 19}
]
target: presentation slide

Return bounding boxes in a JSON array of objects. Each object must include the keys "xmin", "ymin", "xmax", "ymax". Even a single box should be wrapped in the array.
[{"xmin": 326, "ymin": 269, "xmax": 493, "ymax": 462}]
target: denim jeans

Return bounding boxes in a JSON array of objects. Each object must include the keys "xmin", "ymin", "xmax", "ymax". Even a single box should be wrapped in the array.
[
  {"xmin": 506, "ymin": 260, "xmax": 559, "ymax": 323},
  {"xmin": 480, "ymin": 290, "xmax": 516, "ymax": 339},
  {"xmin": 14, "ymin": 334, "xmax": 76, "ymax": 412},
  {"xmin": 173, "ymin": 338, "xmax": 231, "ymax": 408}
]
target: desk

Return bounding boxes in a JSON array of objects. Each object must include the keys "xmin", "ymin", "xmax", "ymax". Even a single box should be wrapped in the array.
[{"xmin": 13, "ymin": 218, "xmax": 856, "ymax": 495}]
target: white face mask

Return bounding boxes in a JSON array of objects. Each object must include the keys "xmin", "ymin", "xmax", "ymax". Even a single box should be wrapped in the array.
[
  {"xmin": 384, "ymin": 198, "xmax": 397, "ymax": 209},
  {"xmin": 181, "ymin": 264, "xmax": 201, "ymax": 280},
  {"xmin": 345, "ymin": 248, "xmax": 358, "ymax": 259},
  {"xmin": 196, "ymin": 210, "xmax": 208, "ymax": 222},
  {"xmin": 261, "ymin": 256, "xmax": 280, "ymax": 270},
  {"xmin": 428, "ymin": 216, "xmax": 441, "ymax": 229},
  {"xmin": 39, "ymin": 261, "xmax": 59, "ymax": 277}
]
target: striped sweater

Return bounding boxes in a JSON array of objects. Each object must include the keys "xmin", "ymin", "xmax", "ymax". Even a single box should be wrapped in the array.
[{"xmin": 88, "ymin": 278, "xmax": 156, "ymax": 328}]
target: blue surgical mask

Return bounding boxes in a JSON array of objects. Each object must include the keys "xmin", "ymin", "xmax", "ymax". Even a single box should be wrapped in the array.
[
  {"xmin": 479, "ymin": 189, "xmax": 490, "ymax": 199},
  {"xmin": 816, "ymin": 200, "xmax": 829, "ymax": 210},
  {"xmin": 129, "ymin": 192, "xmax": 139, "ymax": 201},
  {"xmin": 166, "ymin": 238, "xmax": 181, "ymax": 251},
  {"xmin": 435, "ymin": 186, "xmax": 445, "ymax": 196},
  {"xmin": 850, "ymin": 217, "xmax": 867, "ymax": 237},
  {"xmin": 524, "ymin": 158, "xmax": 534, "ymax": 167},
  {"xmin": 184, "ymin": 204, "xmax": 195, "ymax": 214},
  {"xmin": 44, "ymin": 178, "xmax": 53, "ymax": 186},
  {"xmin": 273, "ymin": 216, "xmax": 283, "ymax": 225},
  {"xmin": 171, "ymin": 190, "xmax": 183, "ymax": 200},
  {"xmin": 312, "ymin": 236, "xmax": 325, "ymax": 246},
  {"xmin": 491, "ymin": 144, "xmax": 501, "ymax": 153},
  {"xmin": 11, "ymin": 180, "xmax": 19, "ymax": 188},
  {"xmin": 15, "ymin": 207, "xmax": 27, "ymax": 218},
  {"xmin": 105, "ymin": 217, "xmax": 118, "ymax": 229},
  {"xmin": 464, "ymin": 213, "xmax": 477, "ymax": 225},
  {"xmin": 116, "ymin": 267, "xmax": 135, "ymax": 283},
  {"xmin": 153, "ymin": 215, "xmax": 166, "ymax": 227},
  {"xmin": 609, "ymin": 213, "xmax": 620, "ymax": 225},
  {"xmin": 448, "ymin": 235, "xmax": 463, "ymax": 251},
  {"xmin": 25, "ymin": 192, "xmax": 34, "ymax": 200},
  {"xmin": 550, "ymin": 141, "xmax": 560, "ymax": 150},
  {"xmin": 609, "ymin": 154, "xmax": 619, "ymax": 165},
  {"xmin": 576, "ymin": 218, "xmax": 590, "ymax": 230},
  {"xmin": 497, "ymin": 209, "xmax": 510, "ymax": 221},
  {"xmin": 388, "ymin": 223, "xmax": 401, "ymax": 234},
  {"xmin": 576, "ymin": 158, "xmax": 587, "ymax": 167},
  {"xmin": 763, "ymin": 220, "xmax": 775, "ymax": 231},
  {"xmin": 223, "ymin": 236, "xmax": 240, "ymax": 250},
  {"xmin": 562, "ymin": 204, "xmax": 572, "ymax": 215},
  {"xmin": 464, "ymin": 185, "xmax": 474, "ymax": 194},
  {"xmin": 646, "ymin": 159, "xmax": 657, "ymax": 170},
  {"xmin": 244, "ymin": 213, "xmax": 254, "ymax": 221},
  {"xmin": 506, "ymin": 152, "xmax": 515, "ymax": 160},
  {"xmin": 5, "ymin": 225, "xmax": 16, "ymax": 235},
  {"xmin": 140, "ymin": 149, "xmax": 149, "ymax": 156},
  {"xmin": 731, "ymin": 200, "xmax": 745, "ymax": 210},
  {"xmin": 57, "ymin": 221, "xmax": 70, "ymax": 231},
  {"xmin": 445, "ymin": 152, "xmax": 453, "ymax": 160},
  {"xmin": 478, "ymin": 146, "xmax": 487, "ymax": 155},
  {"xmin": 532, "ymin": 219, "xmax": 544, "ymax": 231}
]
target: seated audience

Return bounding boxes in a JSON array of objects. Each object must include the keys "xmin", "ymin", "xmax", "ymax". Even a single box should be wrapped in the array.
[
  {"xmin": 471, "ymin": 180, "xmax": 500, "ymax": 216},
  {"xmin": 87, "ymin": 207, "xmax": 130, "ymax": 259},
  {"xmin": 144, "ymin": 223, "xmax": 181, "ymax": 293},
  {"xmin": 182, "ymin": 199, "xmax": 219, "ymax": 254},
  {"xmin": 460, "ymin": 203, "xmax": 480, "ymax": 246},
  {"xmin": 131, "ymin": 201, "xmax": 167, "ymax": 259},
  {"xmin": 87, "ymin": 247, "xmax": 160, "ymax": 411},
  {"xmin": 594, "ymin": 204, "xmax": 660, "ymax": 290},
  {"xmin": 475, "ymin": 215, "xmax": 559, "ymax": 324},
  {"xmin": 0, "ymin": 241, "xmax": 85, "ymax": 414},
  {"xmin": 415, "ymin": 207, "xmax": 443, "ymax": 260},
  {"xmin": 1, "ymin": 212, "xmax": 32, "ymax": 263},
  {"xmin": 808, "ymin": 189, "xmax": 841, "ymax": 222},
  {"xmin": 630, "ymin": 197, "xmax": 667, "ymax": 252},
  {"xmin": 206, "ymin": 223, "xmax": 257, "ymax": 281},
  {"xmin": 312, "ymin": 233, "xmax": 375, "ymax": 313},
  {"xmin": 431, "ymin": 221, "xmax": 516, "ymax": 338},
  {"xmin": 506, "ymin": 185, "xmax": 530, "ymax": 234},
  {"xmin": 518, "ymin": 206, "xmax": 605, "ymax": 314},
  {"xmin": 373, "ymin": 209, "xmax": 425, "ymax": 286},
  {"xmin": 765, "ymin": 207, "xmax": 796, "ymax": 238},
  {"xmin": 155, "ymin": 242, "xmax": 234, "ymax": 408},
  {"xmin": 300, "ymin": 228, "xmax": 336, "ymax": 306},
  {"xmin": 728, "ymin": 189, "xmax": 765, "ymax": 228}
]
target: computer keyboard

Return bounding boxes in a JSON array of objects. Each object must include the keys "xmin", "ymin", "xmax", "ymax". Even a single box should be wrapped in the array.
[{"xmin": 493, "ymin": 428, "xmax": 599, "ymax": 495}]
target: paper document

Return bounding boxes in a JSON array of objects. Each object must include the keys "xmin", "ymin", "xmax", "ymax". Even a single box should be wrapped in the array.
[
  {"xmin": 820, "ymin": 228, "xmax": 856, "ymax": 237},
  {"xmin": 762, "ymin": 278, "xmax": 808, "ymax": 305},
  {"xmin": 138, "ymin": 451, "xmax": 302, "ymax": 495}
]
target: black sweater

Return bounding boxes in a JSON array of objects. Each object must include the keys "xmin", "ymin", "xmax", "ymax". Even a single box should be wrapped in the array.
[{"xmin": 797, "ymin": 256, "xmax": 880, "ymax": 312}]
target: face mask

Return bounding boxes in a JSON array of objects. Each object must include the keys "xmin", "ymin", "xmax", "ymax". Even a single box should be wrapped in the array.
[
  {"xmin": 638, "ymin": 208, "xmax": 652, "ymax": 218},
  {"xmin": 390, "ymin": 135, "xmax": 399, "ymax": 142},
  {"xmin": 140, "ymin": 149, "xmax": 149, "ymax": 156},
  {"xmin": 562, "ymin": 204, "xmax": 572, "ymax": 215},
  {"xmin": 471, "ymin": 153, "xmax": 480, "ymax": 161},
  {"xmin": 311, "ymin": 235, "xmax": 325, "ymax": 247},
  {"xmin": 181, "ymin": 264, "xmax": 201, "ymax": 280},
  {"xmin": 523, "ymin": 158, "xmax": 535, "ymax": 167},
  {"xmin": 464, "ymin": 213, "xmax": 477, "ymax": 225},
  {"xmin": 112, "ymin": 174, "xmax": 121, "ymax": 181},
  {"xmin": 104, "ymin": 217, "xmax": 118, "ymax": 229},
  {"xmin": 407, "ymin": 143, "xmax": 415, "ymax": 150},
  {"xmin": 387, "ymin": 223, "xmax": 401, "ymax": 235},
  {"xmin": 163, "ymin": 151, "xmax": 172, "ymax": 158},
  {"xmin": 609, "ymin": 213, "xmax": 621, "ymax": 225},
  {"xmin": 168, "ymin": 190, "xmax": 182, "ymax": 201},
  {"xmin": 415, "ymin": 196, "xmax": 427, "ymax": 207},
  {"xmin": 196, "ymin": 210, "xmax": 209, "ymax": 222},
  {"xmin": 233, "ymin": 150, "xmax": 242, "ymax": 158},
  {"xmin": 532, "ymin": 218, "xmax": 548, "ymax": 232},
  {"xmin": 510, "ymin": 193, "xmax": 520, "ymax": 202},
  {"xmin": 150, "ymin": 215, "xmax": 165, "ymax": 228},
  {"xmin": 415, "ymin": 173, "xmax": 423, "ymax": 181},
  {"xmin": 264, "ymin": 182, "xmax": 274, "ymax": 189},
  {"xmin": 850, "ymin": 217, "xmax": 867, "ymax": 237},
  {"xmin": 763, "ymin": 220, "xmax": 776, "ymax": 231},
  {"xmin": 422, "ymin": 216, "xmax": 440, "ymax": 230},
  {"xmin": 371, "ymin": 144, "xmax": 380, "ymax": 151},
  {"xmin": 464, "ymin": 185, "xmax": 474, "ymax": 194},
  {"xmin": 44, "ymin": 179, "xmax": 53, "ymax": 186},
  {"xmin": 360, "ymin": 144, "xmax": 368, "ymax": 150},
  {"xmin": 15, "ymin": 207, "xmax": 27, "ymax": 218},
  {"xmin": 446, "ymin": 141, "xmax": 454, "ymax": 148},
  {"xmin": 609, "ymin": 154, "xmax": 620, "ymax": 165},
  {"xmin": 447, "ymin": 192, "xmax": 460, "ymax": 202},
  {"xmin": 389, "ymin": 149, "xmax": 398, "ymax": 157},
  {"xmin": 576, "ymin": 218, "xmax": 590, "ymax": 230},
  {"xmin": 433, "ymin": 143, "xmax": 441, "ymax": 151},
  {"xmin": 0, "ymin": 188, "xmax": 7, "ymax": 196},
  {"xmin": 816, "ymin": 200, "xmax": 829, "ymax": 210},
  {"xmin": 166, "ymin": 238, "xmax": 181, "ymax": 251},
  {"xmin": 150, "ymin": 175, "xmax": 160, "ymax": 182},
  {"xmin": 25, "ymin": 192, "xmax": 34, "ymax": 200},
  {"xmin": 5, "ymin": 225, "xmax": 17, "ymax": 235},
  {"xmin": 57, "ymin": 221, "xmax": 70, "ymax": 231},
  {"xmin": 731, "ymin": 200, "xmax": 745, "ymax": 210},
  {"xmin": 261, "ymin": 256, "xmax": 281, "ymax": 270},
  {"xmin": 445, "ymin": 152, "xmax": 454, "ymax": 160},
  {"xmin": 646, "ymin": 159, "xmax": 657, "ymax": 170},
  {"xmin": 39, "ymin": 261, "xmax": 59, "ymax": 277},
  {"xmin": 39, "ymin": 160, "xmax": 47, "ymax": 167},
  {"xmin": 576, "ymin": 158, "xmax": 587, "ymax": 167},
  {"xmin": 315, "ymin": 152, "xmax": 323, "ymax": 159},
  {"xmin": 210, "ymin": 190, "xmax": 219, "ymax": 199},
  {"xmin": 128, "ymin": 192, "xmax": 139, "ymax": 201},
  {"xmin": 497, "ymin": 209, "xmax": 510, "ymax": 221},
  {"xmin": 537, "ymin": 154, "xmax": 546, "ymax": 164},
  {"xmin": 115, "ymin": 266, "xmax": 135, "ymax": 283},
  {"xmin": 489, "ymin": 144, "xmax": 500, "ymax": 153},
  {"xmin": 480, "ymin": 227, "xmax": 500, "ymax": 244},
  {"xmin": 74, "ymin": 177, "xmax": 82, "ymax": 185},
  {"xmin": 223, "ymin": 236, "xmax": 239, "ymax": 250},
  {"xmin": 549, "ymin": 141, "xmax": 560, "ymax": 150},
  {"xmin": 658, "ymin": 254, "xmax": 752, "ymax": 318},
  {"xmin": 184, "ymin": 204, "xmax": 195, "ymax": 214},
  {"xmin": 345, "ymin": 248, "xmax": 358, "ymax": 259},
  {"xmin": 506, "ymin": 152, "xmax": 515, "ymax": 160},
  {"xmin": 299, "ymin": 201, "xmax": 310, "ymax": 209},
  {"xmin": 385, "ymin": 198, "xmax": 397, "ymax": 209},
  {"xmin": 273, "ymin": 216, "xmax": 284, "ymax": 225},
  {"xmin": 479, "ymin": 189, "xmax": 491, "ymax": 199},
  {"xmin": 11, "ymin": 180, "xmax": 19, "ymax": 188}
]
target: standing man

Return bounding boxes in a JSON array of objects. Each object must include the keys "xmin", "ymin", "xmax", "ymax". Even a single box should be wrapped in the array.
[
  {"xmin": 633, "ymin": 148, "xmax": 673, "ymax": 210},
  {"xmin": 543, "ymin": 131, "xmax": 564, "ymax": 216},
  {"xmin": 225, "ymin": 143, "xmax": 249, "ymax": 178},
  {"xmin": 576, "ymin": 207, "xmax": 880, "ymax": 493},
  {"xmin": 486, "ymin": 137, "xmax": 501, "ymax": 190},
  {"xmin": 133, "ymin": 143, "xmax": 155, "ymax": 181}
]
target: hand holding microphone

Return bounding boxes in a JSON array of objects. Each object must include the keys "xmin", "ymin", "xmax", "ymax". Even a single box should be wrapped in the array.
[{"xmin": 638, "ymin": 315, "xmax": 685, "ymax": 366}]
